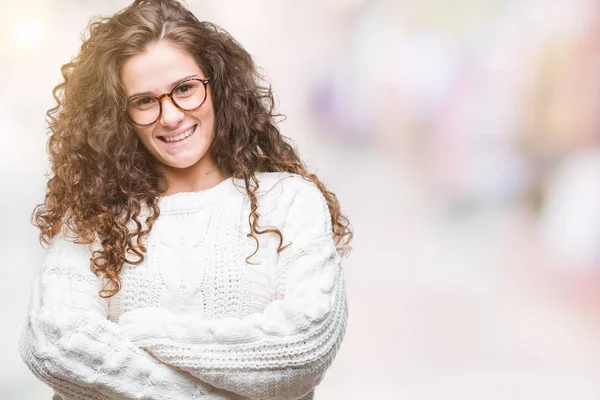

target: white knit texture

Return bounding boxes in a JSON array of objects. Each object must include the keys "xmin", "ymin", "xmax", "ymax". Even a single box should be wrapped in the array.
[{"xmin": 20, "ymin": 172, "xmax": 348, "ymax": 400}]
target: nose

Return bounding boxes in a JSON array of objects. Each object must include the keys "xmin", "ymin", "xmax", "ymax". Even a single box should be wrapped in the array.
[{"xmin": 159, "ymin": 96, "xmax": 184, "ymax": 127}]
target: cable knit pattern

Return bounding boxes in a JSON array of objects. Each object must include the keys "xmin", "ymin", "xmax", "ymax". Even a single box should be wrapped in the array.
[{"xmin": 20, "ymin": 172, "xmax": 348, "ymax": 400}]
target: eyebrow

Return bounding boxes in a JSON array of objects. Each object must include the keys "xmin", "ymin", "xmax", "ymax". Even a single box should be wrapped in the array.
[{"xmin": 127, "ymin": 74, "xmax": 199, "ymax": 100}]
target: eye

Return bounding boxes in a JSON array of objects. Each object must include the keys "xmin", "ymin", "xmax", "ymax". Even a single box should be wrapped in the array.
[
  {"xmin": 173, "ymin": 83, "xmax": 196, "ymax": 97},
  {"xmin": 133, "ymin": 96, "xmax": 157, "ymax": 110}
]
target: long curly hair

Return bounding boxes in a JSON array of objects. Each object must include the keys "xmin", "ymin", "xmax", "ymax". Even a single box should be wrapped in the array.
[{"xmin": 33, "ymin": 0, "xmax": 353, "ymax": 298}]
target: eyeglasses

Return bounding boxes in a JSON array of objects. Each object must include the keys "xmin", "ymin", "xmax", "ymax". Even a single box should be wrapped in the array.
[{"xmin": 125, "ymin": 78, "xmax": 210, "ymax": 126}]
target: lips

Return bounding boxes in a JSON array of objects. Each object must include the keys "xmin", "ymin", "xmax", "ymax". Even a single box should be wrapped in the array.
[{"xmin": 158, "ymin": 124, "xmax": 197, "ymax": 143}]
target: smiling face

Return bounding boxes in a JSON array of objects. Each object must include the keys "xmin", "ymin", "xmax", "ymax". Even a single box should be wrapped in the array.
[{"xmin": 121, "ymin": 40, "xmax": 217, "ymax": 178}]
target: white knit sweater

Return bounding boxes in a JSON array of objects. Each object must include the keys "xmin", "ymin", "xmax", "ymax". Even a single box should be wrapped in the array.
[{"xmin": 19, "ymin": 172, "xmax": 348, "ymax": 400}]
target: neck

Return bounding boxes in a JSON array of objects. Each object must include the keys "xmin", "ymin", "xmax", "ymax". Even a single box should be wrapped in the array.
[{"xmin": 159, "ymin": 157, "xmax": 230, "ymax": 196}]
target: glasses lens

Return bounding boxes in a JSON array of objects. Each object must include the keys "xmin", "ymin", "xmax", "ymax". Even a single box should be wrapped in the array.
[
  {"xmin": 126, "ymin": 80, "xmax": 207, "ymax": 125},
  {"xmin": 172, "ymin": 80, "xmax": 206, "ymax": 110},
  {"xmin": 127, "ymin": 96, "xmax": 160, "ymax": 125}
]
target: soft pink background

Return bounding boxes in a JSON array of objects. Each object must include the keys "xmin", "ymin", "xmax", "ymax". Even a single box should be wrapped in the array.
[{"xmin": 1, "ymin": 0, "xmax": 599, "ymax": 398}]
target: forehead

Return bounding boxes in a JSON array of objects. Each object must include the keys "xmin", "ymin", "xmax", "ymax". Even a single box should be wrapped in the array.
[{"xmin": 121, "ymin": 41, "xmax": 203, "ymax": 94}]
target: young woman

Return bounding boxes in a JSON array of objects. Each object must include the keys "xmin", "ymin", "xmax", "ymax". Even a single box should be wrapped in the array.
[{"xmin": 19, "ymin": 0, "xmax": 352, "ymax": 399}]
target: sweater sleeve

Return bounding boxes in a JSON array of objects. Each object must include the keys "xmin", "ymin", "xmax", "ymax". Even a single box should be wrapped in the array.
[
  {"xmin": 19, "ymin": 232, "xmax": 236, "ymax": 400},
  {"xmin": 117, "ymin": 180, "xmax": 349, "ymax": 400}
]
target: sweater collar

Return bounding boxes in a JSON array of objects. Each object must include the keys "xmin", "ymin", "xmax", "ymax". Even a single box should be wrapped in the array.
[{"xmin": 157, "ymin": 177, "xmax": 244, "ymax": 214}]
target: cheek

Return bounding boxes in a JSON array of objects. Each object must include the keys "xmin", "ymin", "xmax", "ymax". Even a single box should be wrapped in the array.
[
  {"xmin": 134, "ymin": 127, "xmax": 155, "ymax": 148},
  {"xmin": 193, "ymin": 107, "xmax": 215, "ymax": 132},
  {"xmin": 135, "ymin": 127, "xmax": 150, "ymax": 140},
  {"xmin": 197, "ymin": 95, "xmax": 215, "ymax": 123}
]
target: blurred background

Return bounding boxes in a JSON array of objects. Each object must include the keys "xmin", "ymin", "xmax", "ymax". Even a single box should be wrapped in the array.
[{"xmin": 2, "ymin": 0, "xmax": 600, "ymax": 398}]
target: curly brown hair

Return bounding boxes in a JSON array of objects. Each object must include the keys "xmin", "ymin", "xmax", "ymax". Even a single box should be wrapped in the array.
[{"xmin": 33, "ymin": 0, "xmax": 353, "ymax": 298}]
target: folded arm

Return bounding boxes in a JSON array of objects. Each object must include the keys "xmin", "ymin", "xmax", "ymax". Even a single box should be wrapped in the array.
[
  {"xmin": 118, "ymin": 181, "xmax": 349, "ymax": 400},
  {"xmin": 19, "ymin": 233, "xmax": 234, "ymax": 400}
]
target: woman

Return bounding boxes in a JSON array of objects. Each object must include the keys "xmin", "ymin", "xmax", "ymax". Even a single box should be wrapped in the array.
[{"xmin": 19, "ymin": 0, "xmax": 352, "ymax": 399}]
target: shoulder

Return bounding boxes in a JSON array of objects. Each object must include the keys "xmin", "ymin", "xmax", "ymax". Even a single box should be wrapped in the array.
[
  {"xmin": 42, "ymin": 218, "xmax": 97, "ymax": 271},
  {"xmin": 255, "ymin": 172, "xmax": 331, "ymax": 232},
  {"xmin": 255, "ymin": 172, "xmax": 324, "ymax": 202}
]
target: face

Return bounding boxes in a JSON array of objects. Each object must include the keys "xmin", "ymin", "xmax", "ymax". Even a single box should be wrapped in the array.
[{"xmin": 121, "ymin": 40, "xmax": 216, "ymax": 173}]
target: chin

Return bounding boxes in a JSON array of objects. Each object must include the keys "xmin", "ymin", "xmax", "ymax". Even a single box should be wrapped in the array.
[{"xmin": 161, "ymin": 154, "xmax": 206, "ymax": 170}]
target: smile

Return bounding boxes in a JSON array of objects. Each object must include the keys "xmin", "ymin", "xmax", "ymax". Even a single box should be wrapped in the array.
[{"xmin": 159, "ymin": 125, "xmax": 196, "ymax": 143}]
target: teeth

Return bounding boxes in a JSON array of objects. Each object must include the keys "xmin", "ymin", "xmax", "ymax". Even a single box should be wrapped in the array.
[{"xmin": 163, "ymin": 126, "xmax": 195, "ymax": 143}]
